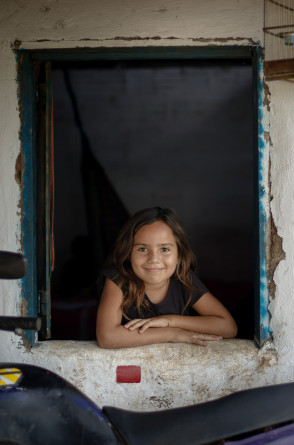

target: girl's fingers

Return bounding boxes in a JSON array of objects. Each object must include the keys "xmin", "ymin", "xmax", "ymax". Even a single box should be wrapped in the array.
[
  {"xmin": 138, "ymin": 317, "xmax": 169, "ymax": 332},
  {"xmin": 124, "ymin": 319, "xmax": 148, "ymax": 330},
  {"xmin": 124, "ymin": 319, "xmax": 141, "ymax": 328},
  {"xmin": 124, "ymin": 321, "xmax": 135, "ymax": 329},
  {"xmin": 191, "ymin": 334, "xmax": 222, "ymax": 346},
  {"xmin": 193, "ymin": 339, "xmax": 209, "ymax": 347},
  {"xmin": 124, "ymin": 317, "xmax": 167, "ymax": 332},
  {"xmin": 139, "ymin": 321, "xmax": 152, "ymax": 333},
  {"xmin": 196, "ymin": 334, "xmax": 222, "ymax": 341}
]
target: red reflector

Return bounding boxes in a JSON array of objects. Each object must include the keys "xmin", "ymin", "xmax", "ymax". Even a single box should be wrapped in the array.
[{"xmin": 116, "ymin": 365, "xmax": 141, "ymax": 383}]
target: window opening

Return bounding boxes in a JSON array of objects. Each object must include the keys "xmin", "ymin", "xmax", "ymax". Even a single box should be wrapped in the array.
[
  {"xmin": 49, "ymin": 58, "xmax": 254, "ymax": 341},
  {"xmin": 18, "ymin": 47, "xmax": 268, "ymax": 346}
]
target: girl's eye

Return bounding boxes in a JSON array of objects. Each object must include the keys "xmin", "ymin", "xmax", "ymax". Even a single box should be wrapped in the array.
[
  {"xmin": 138, "ymin": 247, "xmax": 147, "ymax": 252},
  {"xmin": 161, "ymin": 247, "xmax": 170, "ymax": 252}
]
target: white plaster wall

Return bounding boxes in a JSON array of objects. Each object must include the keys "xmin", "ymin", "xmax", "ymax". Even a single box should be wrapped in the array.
[
  {"xmin": 1, "ymin": 337, "xmax": 282, "ymax": 411},
  {"xmin": 1, "ymin": 0, "xmax": 294, "ymax": 411},
  {"xmin": 0, "ymin": 0, "xmax": 263, "ymax": 48},
  {"xmin": 0, "ymin": 44, "xmax": 22, "ymax": 316},
  {"xmin": 269, "ymin": 80, "xmax": 294, "ymax": 375}
]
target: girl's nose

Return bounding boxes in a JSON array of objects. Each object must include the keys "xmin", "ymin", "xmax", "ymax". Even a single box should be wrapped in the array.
[{"xmin": 147, "ymin": 250, "xmax": 159, "ymax": 262}]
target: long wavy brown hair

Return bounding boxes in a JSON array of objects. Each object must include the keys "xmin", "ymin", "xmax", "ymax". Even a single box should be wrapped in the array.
[{"xmin": 108, "ymin": 207, "xmax": 197, "ymax": 318}]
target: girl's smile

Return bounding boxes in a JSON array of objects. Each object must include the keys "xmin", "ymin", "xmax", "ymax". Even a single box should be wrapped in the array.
[{"xmin": 131, "ymin": 221, "xmax": 178, "ymax": 290}]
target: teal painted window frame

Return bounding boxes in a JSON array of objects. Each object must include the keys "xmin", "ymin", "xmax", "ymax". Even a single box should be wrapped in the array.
[{"xmin": 17, "ymin": 46, "xmax": 269, "ymax": 346}]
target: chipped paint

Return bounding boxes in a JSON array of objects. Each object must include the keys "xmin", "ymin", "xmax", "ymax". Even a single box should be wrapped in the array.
[
  {"xmin": 267, "ymin": 200, "xmax": 286, "ymax": 302},
  {"xmin": 263, "ymin": 79, "xmax": 271, "ymax": 112},
  {"xmin": 192, "ymin": 37, "xmax": 257, "ymax": 44},
  {"xmin": 257, "ymin": 48, "xmax": 271, "ymax": 345},
  {"xmin": 14, "ymin": 152, "xmax": 24, "ymax": 187},
  {"xmin": 16, "ymin": 51, "xmax": 38, "ymax": 347},
  {"xmin": 15, "ymin": 54, "xmax": 29, "ymax": 338},
  {"xmin": 266, "ymin": 125, "xmax": 286, "ymax": 303},
  {"xmin": 12, "ymin": 40, "xmax": 22, "ymax": 50},
  {"xmin": 264, "ymin": 119, "xmax": 286, "ymax": 304},
  {"xmin": 14, "ymin": 152, "xmax": 24, "ymax": 221},
  {"xmin": 264, "ymin": 131, "xmax": 272, "ymax": 146},
  {"xmin": 147, "ymin": 394, "xmax": 173, "ymax": 409},
  {"xmin": 17, "ymin": 36, "xmax": 258, "ymax": 47},
  {"xmin": 257, "ymin": 341, "xmax": 278, "ymax": 371},
  {"xmin": 112, "ymin": 36, "xmax": 163, "ymax": 41},
  {"xmin": 15, "ymin": 54, "xmax": 25, "ymax": 241}
]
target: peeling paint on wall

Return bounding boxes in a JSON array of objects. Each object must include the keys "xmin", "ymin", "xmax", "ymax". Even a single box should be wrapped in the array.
[
  {"xmin": 264, "ymin": 121, "xmax": 286, "ymax": 301},
  {"xmin": 15, "ymin": 53, "xmax": 25, "ymax": 222},
  {"xmin": 267, "ymin": 150, "xmax": 286, "ymax": 301},
  {"xmin": 256, "ymin": 48, "xmax": 271, "ymax": 345},
  {"xmin": 263, "ymin": 79, "xmax": 271, "ymax": 111},
  {"xmin": 112, "ymin": 36, "xmax": 163, "ymax": 41},
  {"xmin": 192, "ymin": 37, "xmax": 257, "ymax": 44},
  {"xmin": 14, "ymin": 151, "xmax": 24, "ymax": 221},
  {"xmin": 14, "ymin": 152, "xmax": 24, "ymax": 188},
  {"xmin": 268, "ymin": 218, "xmax": 285, "ymax": 300},
  {"xmin": 17, "ymin": 36, "xmax": 258, "ymax": 46},
  {"xmin": 15, "ymin": 55, "xmax": 27, "ymax": 326},
  {"xmin": 13, "ymin": 40, "xmax": 22, "ymax": 50},
  {"xmin": 15, "ymin": 51, "xmax": 39, "ymax": 347}
]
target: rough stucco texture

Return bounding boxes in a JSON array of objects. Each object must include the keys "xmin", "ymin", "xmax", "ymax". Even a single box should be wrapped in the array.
[
  {"xmin": 1, "ymin": 338, "xmax": 282, "ymax": 411},
  {"xmin": 268, "ymin": 80, "xmax": 294, "ymax": 367},
  {"xmin": 0, "ymin": 0, "xmax": 263, "ymax": 47}
]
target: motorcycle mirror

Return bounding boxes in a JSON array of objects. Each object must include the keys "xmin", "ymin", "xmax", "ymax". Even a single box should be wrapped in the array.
[{"xmin": 0, "ymin": 251, "xmax": 27, "ymax": 279}]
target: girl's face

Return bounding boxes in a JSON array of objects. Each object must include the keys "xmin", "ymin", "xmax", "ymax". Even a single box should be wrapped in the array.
[{"xmin": 131, "ymin": 221, "xmax": 178, "ymax": 289}]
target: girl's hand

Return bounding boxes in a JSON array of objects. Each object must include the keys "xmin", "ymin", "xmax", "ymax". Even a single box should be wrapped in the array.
[
  {"xmin": 124, "ymin": 316, "xmax": 170, "ymax": 333},
  {"xmin": 124, "ymin": 319, "xmax": 222, "ymax": 346},
  {"xmin": 172, "ymin": 328, "xmax": 222, "ymax": 347}
]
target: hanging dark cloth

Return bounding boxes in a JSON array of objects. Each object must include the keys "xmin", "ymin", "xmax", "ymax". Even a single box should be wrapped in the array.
[
  {"xmin": 50, "ymin": 92, "xmax": 55, "ymax": 272},
  {"xmin": 63, "ymin": 70, "xmax": 129, "ymax": 281},
  {"xmin": 35, "ymin": 62, "xmax": 55, "ymax": 273}
]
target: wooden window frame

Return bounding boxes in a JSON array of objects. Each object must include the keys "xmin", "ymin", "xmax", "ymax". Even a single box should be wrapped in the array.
[{"xmin": 17, "ymin": 46, "xmax": 269, "ymax": 346}]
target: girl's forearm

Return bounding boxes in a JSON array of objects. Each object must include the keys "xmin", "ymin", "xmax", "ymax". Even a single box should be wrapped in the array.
[
  {"xmin": 166, "ymin": 314, "xmax": 237, "ymax": 338},
  {"xmin": 97, "ymin": 325, "xmax": 222, "ymax": 349},
  {"xmin": 97, "ymin": 325, "xmax": 223, "ymax": 349},
  {"xmin": 97, "ymin": 325, "xmax": 175, "ymax": 349}
]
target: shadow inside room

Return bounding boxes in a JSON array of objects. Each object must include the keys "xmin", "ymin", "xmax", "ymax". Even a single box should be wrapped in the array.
[{"xmin": 50, "ymin": 58, "xmax": 254, "ymax": 341}]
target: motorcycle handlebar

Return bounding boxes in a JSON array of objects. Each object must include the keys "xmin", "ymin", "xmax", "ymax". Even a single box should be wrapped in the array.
[
  {"xmin": 0, "ymin": 251, "xmax": 27, "ymax": 279},
  {"xmin": 0, "ymin": 316, "xmax": 42, "ymax": 332},
  {"xmin": 0, "ymin": 251, "xmax": 40, "ymax": 334}
]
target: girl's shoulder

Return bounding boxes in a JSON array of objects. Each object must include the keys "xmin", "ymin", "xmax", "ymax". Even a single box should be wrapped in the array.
[
  {"xmin": 102, "ymin": 265, "xmax": 121, "ymax": 284},
  {"xmin": 189, "ymin": 271, "xmax": 209, "ymax": 294},
  {"xmin": 97, "ymin": 265, "xmax": 124, "ymax": 304}
]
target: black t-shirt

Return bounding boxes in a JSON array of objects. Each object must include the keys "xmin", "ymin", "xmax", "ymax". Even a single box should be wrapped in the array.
[{"xmin": 102, "ymin": 267, "xmax": 209, "ymax": 324}]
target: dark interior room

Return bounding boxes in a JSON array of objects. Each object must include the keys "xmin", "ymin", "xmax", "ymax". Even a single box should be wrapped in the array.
[{"xmin": 50, "ymin": 59, "xmax": 254, "ymax": 340}]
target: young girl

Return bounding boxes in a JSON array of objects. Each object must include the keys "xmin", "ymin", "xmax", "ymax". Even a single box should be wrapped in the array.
[{"xmin": 96, "ymin": 207, "xmax": 237, "ymax": 349}]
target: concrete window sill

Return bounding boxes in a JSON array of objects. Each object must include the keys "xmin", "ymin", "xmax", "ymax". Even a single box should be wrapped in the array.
[{"xmin": 9, "ymin": 338, "xmax": 277, "ymax": 411}]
